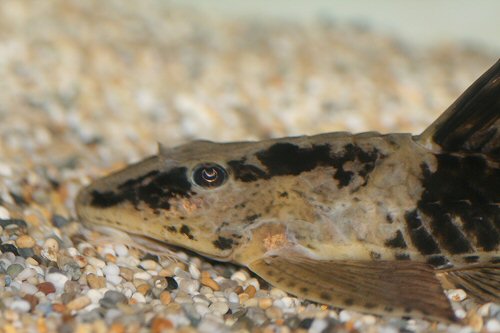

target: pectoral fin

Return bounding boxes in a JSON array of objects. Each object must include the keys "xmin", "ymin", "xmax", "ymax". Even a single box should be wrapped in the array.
[
  {"xmin": 249, "ymin": 252, "xmax": 456, "ymax": 321},
  {"xmin": 438, "ymin": 263, "xmax": 500, "ymax": 303}
]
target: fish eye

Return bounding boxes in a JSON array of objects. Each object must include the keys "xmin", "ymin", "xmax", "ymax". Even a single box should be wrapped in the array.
[{"xmin": 192, "ymin": 163, "xmax": 228, "ymax": 188}]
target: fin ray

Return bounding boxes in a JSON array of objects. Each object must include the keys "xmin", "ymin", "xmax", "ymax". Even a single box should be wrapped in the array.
[
  {"xmin": 438, "ymin": 263, "xmax": 500, "ymax": 303},
  {"xmin": 419, "ymin": 59, "xmax": 500, "ymax": 160},
  {"xmin": 249, "ymin": 251, "xmax": 456, "ymax": 321}
]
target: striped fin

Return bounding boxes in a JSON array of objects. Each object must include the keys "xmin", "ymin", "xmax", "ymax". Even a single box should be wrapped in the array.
[
  {"xmin": 438, "ymin": 263, "xmax": 500, "ymax": 303},
  {"xmin": 249, "ymin": 250, "xmax": 456, "ymax": 321},
  {"xmin": 419, "ymin": 59, "xmax": 500, "ymax": 160}
]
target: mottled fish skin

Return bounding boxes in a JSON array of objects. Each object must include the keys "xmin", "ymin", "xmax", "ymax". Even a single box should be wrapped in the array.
[
  {"xmin": 76, "ymin": 132, "xmax": 498, "ymax": 266},
  {"xmin": 76, "ymin": 59, "xmax": 500, "ymax": 321}
]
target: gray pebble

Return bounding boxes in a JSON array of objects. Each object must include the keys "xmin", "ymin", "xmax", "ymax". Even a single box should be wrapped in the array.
[
  {"xmin": 6, "ymin": 263, "xmax": 24, "ymax": 278},
  {"xmin": 183, "ymin": 303, "xmax": 202, "ymax": 326},
  {"xmin": 245, "ymin": 307, "xmax": 268, "ymax": 326},
  {"xmin": 51, "ymin": 214, "xmax": 70, "ymax": 228},
  {"xmin": 79, "ymin": 308, "xmax": 104, "ymax": 323},
  {"xmin": 18, "ymin": 247, "xmax": 35, "ymax": 258},
  {"xmin": 64, "ymin": 280, "xmax": 81, "ymax": 294},
  {"xmin": 61, "ymin": 261, "xmax": 82, "ymax": 281},
  {"xmin": 61, "ymin": 292, "xmax": 77, "ymax": 304},
  {"xmin": 99, "ymin": 290, "xmax": 128, "ymax": 309}
]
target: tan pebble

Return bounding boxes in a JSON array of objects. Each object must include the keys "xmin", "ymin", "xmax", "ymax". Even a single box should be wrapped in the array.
[
  {"xmin": 467, "ymin": 312, "xmax": 483, "ymax": 332},
  {"xmin": 239, "ymin": 293, "xmax": 250, "ymax": 303},
  {"xmin": 16, "ymin": 235, "xmax": 36, "ymax": 248},
  {"xmin": 159, "ymin": 291, "xmax": 172, "ymax": 305},
  {"xmin": 136, "ymin": 283, "xmax": 151, "ymax": 296},
  {"xmin": 43, "ymin": 238, "xmax": 59, "ymax": 252},
  {"xmin": 25, "ymin": 257, "xmax": 39, "ymax": 266},
  {"xmin": 81, "ymin": 246, "xmax": 97, "ymax": 257},
  {"xmin": 25, "ymin": 214, "xmax": 41, "ymax": 227},
  {"xmin": 87, "ymin": 273, "xmax": 106, "ymax": 289},
  {"xmin": 74, "ymin": 255, "xmax": 88, "ymax": 268},
  {"xmin": 52, "ymin": 303, "xmax": 67, "ymax": 313},
  {"xmin": 151, "ymin": 316, "xmax": 173, "ymax": 333},
  {"xmin": 158, "ymin": 268, "xmax": 174, "ymax": 277},
  {"xmin": 265, "ymin": 306, "xmax": 283, "ymax": 320},
  {"xmin": 119, "ymin": 267, "xmax": 134, "ymax": 281},
  {"xmin": 167, "ymin": 262, "xmax": 186, "ymax": 272},
  {"xmin": 104, "ymin": 253, "xmax": 117, "ymax": 263},
  {"xmin": 243, "ymin": 298, "xmax": 258, "ymax": 308},
  {"xmin": 109, "ymin": 323, "xmax": 126, "ymax": 333},
  {"xmin": 245, "ymin": 285, "xmax": 256, "ymax": 298},
  {"xmin": 37, "ymin": 317, "xmax": 48, "ymax": 333},
  {"xmin": 234, "ymin": 286, "xmax": 244, "ymax": 294},
  {"xmin": 200, "ymin": 272, "xmax": 221, "ymax": 291},
  {"xmin": 258, "ymin": 298, "xmax": 273, "ymax": 310},
  {"xmin": 67, "ymin": 296, "xmax": 91, "ymax": 311},
  {"xmin": 3, "ymin": 324, "xmax": 16, "ymax": 333}
]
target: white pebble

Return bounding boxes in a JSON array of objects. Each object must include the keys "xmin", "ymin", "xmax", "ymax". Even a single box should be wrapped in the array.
[
  {"xmin": 87, "ymin": 289, "xmax": 103, "ymax": 304},
  {"xmin": 228, "ymin": 292, "xmax": 239, "ymax": 304},
  {"xmin": 45, "ymin": 272, "xmax": 69, "ymax": 291},
  {"xmin": 270, "ymin": 288, "xmax": 287, "ymax": 298},
  {"xmin": 446, "ymin": 289, "xmax": 467, "ymax": 302},
  {"xmin": 0, "ymin": 206, "xmax": 10, "ymax": 219},
  {"xmin": 106, "ymin": 274, "xmax": 123, "ymax": 286},
  {"xmin": 114, "ymin": 244, "xmax": 129, "ymax": 257},
  {"xmin": 193, "ymin": 295, "xmax": 210, "ymax": 306},
  {"xmin": 189, "ymin": 264, "xmax": 201, "ymax": 280},
  {"xmin": 486, "ymin": 319, "xmax": 500, "ymax": 332},
  {"xmin": 209, "ymin": 301, "xmax": 229, "ymax": 316},
  {"xmin": 230, "ymin": 271, "xmax": 248, "ymax": 282},
  {"xmin": 10, "ymin": 299, "xmax": 31, "ymax": 312},
  {"xmin": 195, "ymin": 303, "xmax": 210, "ymax": 316},
  {"xmin": 246, "ymin": 278, "xmax": 260, "ymax": 290},
  {"xmin": 67, "ymin": 247, "xmax": 79, "ymax": 257},
  {"xmin": 131, "ymin": 292, "xmax": 146, "ymax": 303},
  {"xmin": 133, "ymin": 271, "xmax": 151, "ymax": 281},
  {"xmin": 15, "ymin": 268, "xmax": 36, "ymax": 281},
  {"xmin": 9, "ymin": 281, "xmax": 21, "ymax": 290},
  {"xmin": 339, "ymin": 310, "xmax": 352, "ymax": 322},
  {"xmin": 140, "ymin": 260, "xmax": 158, "ymax": 271},
  {"xmin": 309, "ymin": 319, "xmax": 328, "ymax": 333},
  {"xmin": 20, "ymin": 282, "xmax": 38, "ymax": 295},
  {"xmin": 87, "ymin": 257, "xmax": 106, "ymax": 269},
  {"xmin": 0, "ymin": 163, "xmax": 12, "ymax": 177},
  {"xmin": 178, "ymin": 278, "xmax": 200, "ymax": 294},
  {"xmin": 102, "ymin": 263, "xmax": 120, "ymax": 276}
]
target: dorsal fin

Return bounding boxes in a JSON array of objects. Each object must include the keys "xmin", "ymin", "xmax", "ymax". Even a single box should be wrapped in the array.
[{"xmin": 419, "ymin": 59, "xmax": 500, "ymax": 160}]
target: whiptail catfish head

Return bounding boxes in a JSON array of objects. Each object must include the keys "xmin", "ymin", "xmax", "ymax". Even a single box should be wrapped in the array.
[{"xmin": 76, "ymin": 138, "xmax": 343, "ymax": 261}]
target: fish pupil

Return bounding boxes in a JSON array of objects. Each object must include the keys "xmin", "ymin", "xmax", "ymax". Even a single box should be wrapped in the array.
[{"xmin": 193, "ymin": 163, "xmax": 227, "ymax": 188}]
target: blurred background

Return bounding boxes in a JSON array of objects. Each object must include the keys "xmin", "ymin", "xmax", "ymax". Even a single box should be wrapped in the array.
[{"xmin": 175, "ymin": 0, "xmax": 500, "ymax": 52}]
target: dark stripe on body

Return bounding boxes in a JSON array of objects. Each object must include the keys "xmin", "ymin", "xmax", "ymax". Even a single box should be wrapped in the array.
[
  {"xmin": 404, "ymin": 210, "xmax": 441, "ymax": 255},
  {"xmin": 229, "ymin": 143, "xmax": 383, "ymax": 189},
  {"xmin": 417, "ymin": 154, "xmax": 499, "ymax": 253}
]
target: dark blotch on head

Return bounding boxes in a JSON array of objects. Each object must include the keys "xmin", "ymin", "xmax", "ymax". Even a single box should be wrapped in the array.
[
  {"xmin": 245, "ymin": 214, "xmax": 261, "ymax": 223},
  {"xmin": 300, "ymin": 287, "xmax": 309, "ymax": 293},
  {"xmin": 384, "ymin": 230, "xmax": 407, "ymax": 249},
  {"xmin": 90, "ymin": 168, "xmax": 192, "ymax": 211},
  {"xmin": 166, "ymin": 226, "xmax": 177, "ymax": 233},
  {"xmin": 212, "ymin": 236, "xmax": 234, "ymax": 250},
  {"xmin": 227, "ymin": 160, "xmax": 267, "ymax": 182},
  {"xmin": 180, "ymin": 224, "xmax": 194, "ymax": 240},
  {"xmin": 370, "ymin": 251, "xmax": 381, "ymax": 260}
]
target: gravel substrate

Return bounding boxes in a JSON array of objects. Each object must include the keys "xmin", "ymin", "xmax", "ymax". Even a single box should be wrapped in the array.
[{"xmin": 0, "ymin": 1, "xmax": 498, "ymax": 332}]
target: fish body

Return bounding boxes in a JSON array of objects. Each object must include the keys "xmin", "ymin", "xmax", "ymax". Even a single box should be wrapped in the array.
[{"xmin": 76, "ymin": 60, "xmax": 500, "ymax": 321}]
